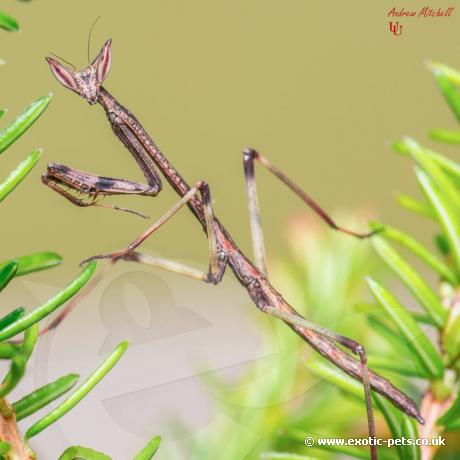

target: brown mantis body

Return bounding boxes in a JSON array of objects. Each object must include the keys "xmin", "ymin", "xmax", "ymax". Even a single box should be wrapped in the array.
[{"xmin": 43, "ymin": 39, "xmax": 424, "ymax": 459}]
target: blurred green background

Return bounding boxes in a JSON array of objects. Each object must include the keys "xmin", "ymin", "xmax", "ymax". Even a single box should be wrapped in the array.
[
  {"xmin": 2, "ymin": 1, "xmax": 460, "ymax": 459},
  {"xmin": 1, "ymin": 0, "xmax": 460, "ymax": 280}
]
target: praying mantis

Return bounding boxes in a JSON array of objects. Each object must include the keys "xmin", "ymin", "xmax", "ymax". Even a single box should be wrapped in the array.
[{"xmin": 42, "ymin": 39, "xmax": 424, "ymax": 460}]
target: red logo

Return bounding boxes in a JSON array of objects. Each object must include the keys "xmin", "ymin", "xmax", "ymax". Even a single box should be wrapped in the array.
[{"xmin": 389, "ymin": 21, "xmax": 403, "ymax": 35}]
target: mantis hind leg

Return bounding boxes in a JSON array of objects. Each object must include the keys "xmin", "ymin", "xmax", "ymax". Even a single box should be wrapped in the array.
[
  {"xmin": 242, "ymin": 149, "xmax": 378, "ymax": 459},
  {"xmin": 242, "ymin": 148, "xmax": 379, "ymax": 276},
  {"xmin": 263, "ymin": 305, "xmax": 377, "ymax": 460}
]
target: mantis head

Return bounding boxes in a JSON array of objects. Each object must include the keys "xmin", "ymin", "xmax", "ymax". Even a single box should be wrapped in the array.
[{"xmin": 46, "ymin": 39, "xmax": 112, "ymax": 105}]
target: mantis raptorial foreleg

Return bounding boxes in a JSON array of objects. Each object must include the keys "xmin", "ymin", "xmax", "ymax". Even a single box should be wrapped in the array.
[
  {"xmin": 107, "ymin": 118, "xmax": 163, "ymax": 193},
  {"xmin": 42, "ymin": 162, "xmax": 159, "ymax": 218}
]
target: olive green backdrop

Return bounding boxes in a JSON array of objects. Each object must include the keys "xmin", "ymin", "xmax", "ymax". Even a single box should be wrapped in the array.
[
  {"xmin": 2, "ymin": 1, "xmax": 459, "ymax": 277},
  {"xmin": 1, "ymin": 1, "xmax": 460, "ymax": 458}
]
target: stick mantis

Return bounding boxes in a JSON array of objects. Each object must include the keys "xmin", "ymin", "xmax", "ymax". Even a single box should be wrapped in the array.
[{"xmin": 43, "ymin": 39, "xmax": 424, "ymax": 460}]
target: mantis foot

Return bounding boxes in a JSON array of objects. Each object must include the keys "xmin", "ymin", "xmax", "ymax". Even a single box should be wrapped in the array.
[{"xmin": 80, "ymin": 248, "xmax": 133, "ymax": 266}]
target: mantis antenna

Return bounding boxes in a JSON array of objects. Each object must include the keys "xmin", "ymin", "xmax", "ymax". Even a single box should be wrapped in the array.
[
  {"xmin": 87, "ymin": 16, "xmax": 102, "ymax": 63},
  {"xmin": 48, "ymin": 53, "xmax": 76, "ymax": 70},
  {"xmin": 48, "ymin": 16, "xmax": 101, "ymax": 71}
]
